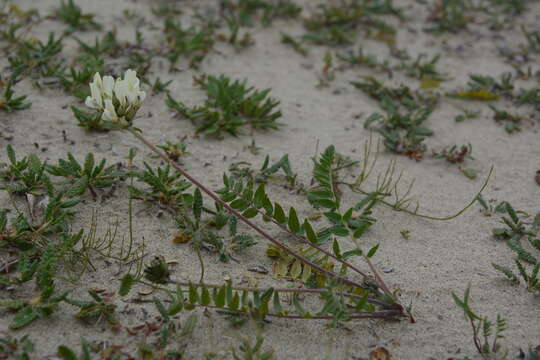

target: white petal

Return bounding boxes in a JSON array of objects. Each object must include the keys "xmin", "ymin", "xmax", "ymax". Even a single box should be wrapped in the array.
[
  {"xmin": 124, "ymin": 69, "xmax": 137, "ymax": 83},
  {"xmin": 85, "ymin": 96, "xmax": 95, "ymax": 108},
  {"xmin": 114, "ymin": 80, "xmax": 127, "ymax": 105},
  {"xmin": 102, "ymin": 99, "xmax": 118, "ymax": 121},
  {"xmin": 102, "ymin": 76, "xmax": 115, "ymax": 99},
  {"xmin": 92, "ymin": 73, "xmax": 103, "ymax": 88},
  {"xmin": 87, "ymin": 83, "xmax": 102, "ymax": 109}
]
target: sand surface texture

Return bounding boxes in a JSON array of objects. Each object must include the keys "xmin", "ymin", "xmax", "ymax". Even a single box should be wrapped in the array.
[{"xmin": 1, "ymin": 0, "xmax": 539, "ymax": 359}]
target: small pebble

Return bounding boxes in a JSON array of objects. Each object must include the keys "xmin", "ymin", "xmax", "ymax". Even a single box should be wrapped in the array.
[{"xmin": 247, "ymin": 265, "xmax": 268, "ymax": 274}]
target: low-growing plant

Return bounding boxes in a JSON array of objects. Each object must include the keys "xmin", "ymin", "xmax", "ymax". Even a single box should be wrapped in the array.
[
  {"xmin": 58, "ymin": 54, "xmax": 105, "ymax": 100},
  {"xmin": 47, "ymin": 152, "xmax": 124, "ymax": 199},
  {"xmin": 447, "ymin": 73, "xmax": 513, "ymax": 101},
  {"xmin": 489, "ymin": 105, "xmax": 522, "ymax": 133},
  {"xmin": 398, "ymin": 53, "xmax": 448, "ymax": 82},
  {"xmin": 0, "ymin": 76, "xmax": 31, "ymax": 112},
  {"xmin": 452, "ymin": 284, "xmax": 508, "ymax": 360},
  {"xmin": 232, "ymin": 333, "xmax": 274, "ymax": 360},
  {"xmin": 157, "ymin": 140, "xmax": 188, "ymax": 161},
  {"xmin": 162, "ymin": 16, "xmax": 216, "ymax": 69},
  {"xmin": 280, "ymin": 32, "xmax": 308, "ymax": 56},
  {"xmin": 424, "ymin": 0, "xmax": 471, "ymax": 33},
  {"xmin": 221, "ymin": 0, "xmax": 302, "ymax": 27},
  {"xmin": 166, "ymin": 75, "xmax": 282, "ymax": 137},
  {"xmin": 53, "ymin": 0, "xmax": 101, "ymax": 33},
  {"xmin": 302, "ymin": 0, "xmax": 401, "ymax": 46},
  {"xmin": 64, "ymin": 290, "xmax": 118, "ymax": 325},
  {"xmin": 454, "ymin": 108, "xmax": 481, "ymax": 122},
  {"xmin": 72, "ymin": 69, "xmax": 493, "ymax": 337},
  {"xmin": 491, "ymin": 202, "xmax": 540, "ymax": 293},
  {"xmin": 521, "ymin": 25, "xmax": 540, "ymax": 53},
  {"xmin": 432, "ymin": 144, "xmax": 473, "ymax": 164},
  {"xmin": 0, "ymin": 334, "xmax": 34, "ymax": 359},
  {"xmin": 75, "ymin": 31, "xmax": 120, "ymax": 57},
  {"xmin": 0, "ymin": 244, "xmax": 69, "ymax": 329},
  {"xmin": 337, "ymin": 48, "xmax": 393, "ymax": 77},
  {"xmin": 514, "ymin": 87, "xmax": 540, "ymax": 106},
  {"xmin": 0, "ymin": 144, "xmax": 51, "ymax": 196},
  {"xmin": 8, "ymin": 33, "xmax": 64, "ymax": 80},
  {"xmin": 128, "ymin": 162, "xmax": 191, "ymax": 209},
  {"xmin": 352, "ymin": 77, "xmax": 438, "ymax": 158}
]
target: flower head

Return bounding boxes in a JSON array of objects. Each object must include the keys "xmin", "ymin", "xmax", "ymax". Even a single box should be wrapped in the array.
[{"xmin": 84, "ymin": 69, "xmax": 146, "ymax": 125}]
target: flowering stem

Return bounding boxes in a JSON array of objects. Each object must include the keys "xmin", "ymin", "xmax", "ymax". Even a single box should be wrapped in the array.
[
  {"xmin": 135, "ymin": 280, "xmax": 406, "ymax": 320},
  {"xmin": 127, "ymin": 128, "xmax": 377, "ymax": 292}
]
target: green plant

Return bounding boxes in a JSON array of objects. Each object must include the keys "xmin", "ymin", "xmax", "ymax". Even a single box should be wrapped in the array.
[
  {"xmin": 515, "ymin": 87, "xmax": 540, "ymax": 106},
  {"xmin": 345, "ymin": 138, "xmax": 492, "ymax": 220},
  {"xmin": 58, "ymin": 54, "xmax": 105, "ymax": 100},
  {"xmin": 128, "ymin": 162, "xmax": 191, "ymax": 209},
  {"xmin": 65, "ymin": 290, "xmax": 118, "ymax": 325},
  {"xmin": 122, "ymin": 272, "xmax": 396, "ymax": 327},
  {"xmin": 398, "ymin": 53, "xmax": 447, "ymax": 81},
  {"xmin": 0, "ymin": 334, "xmax": 34, "ymax": 359},
  {"xmin": 232, "ymin": 333, "xmax": 274, "ymax": 360},
  {"xmin": 47, "ymin": 152, "xmax": 124, "ymax": 199},
  {"xmin": 522, "ymin": 25, "xmax": 540, "ymax": 53},
  {"xmin": 0, "ymin": 244, "xmax": 69, "ymax": 329},
  {"xmin": 166, "ymin": 75, "xmax": 282, "ymax": 137},
  {"xmin": 0, "ymin": 76, "xmax": 31, "ymax": 112},
  {"xmin": 432, "ymin": 144, "xmax": 473, "ymax": 163},
  {"xmin": 352, "ymin": 77, "xmax": 438, "ymax": 158},
  {"xmin": 302, "ymin": 0, "xmax": 401, "ymax": 46},
  {"xmin": 447, "ymin": 73, "xmax": 513, "ymax": 101},
  {"xmin": 424, "ymin": 0, "xmax": 471, "ymax": 33},
  {"xmin": 148, "ymin": 300, "xmax": 198, "ymax": 358},
  {"xmin": 53, "ymin": 0, "xmax": 101, "ymax": 32},
  {"xmin": 162, "ymin": 16, "xmax": 215, "ymax": 69},
  {"xmin": 157, "ymin": 141, "xmax": 188, "ymax": 161},
  {"xmin": 8, "ymin": 33, "xmax": 64, "ymax": 80},
  {"xmin": 454, "ymin": 108, "xmax": 481, "ymax": 122},
  {"xmin": 337, "ymin": 48, "xmax": 392, "ymax": 76},
  {"xmin": 452, "ymin": 285, "xmax": 508, "ymax": 359},
  {"xmin": 0, "ymin": 144, "xmax": 50, "ymax": 195},
  {"xmin": 174, "ymin": 188, "xmax": 257, "ymax": 264},
  {"xmin": 488, "ymin": 105, "xmax": 522, "ymax": 133},
  {"xmin": 59, "ymin": 212, "xmax": 145, "ymax": 281},
  {"xmin": 78, "ymin": 68, "xmax": 490, "ymax": 337},
  {"xmin": 146, "ymin": 76, "xmax": 172, "ymax": 94},
  {"xmin": 281, "ymin": 32, "xmax": 308, "ymax": 56},
  {"xmin": 491, "ymin": 202, "xmax": 540, "ymax": 293},
  {"xmin": 221, "ymin": 0, "xmax": 302, "ymax": 27},
  {"xmin": 71, "ymin": 106, "xmax": 110, "ymax": 131},
  {"xmin": 123, "ymin": 131, "xmax": 408, "ymax": 323},
  {"xmin": 56, "ymin": 339, "xmax": 93, "ymax": 360},
  {"xmin": 75, "ymin": 31, "xmax": 120, "ymax": 57}
]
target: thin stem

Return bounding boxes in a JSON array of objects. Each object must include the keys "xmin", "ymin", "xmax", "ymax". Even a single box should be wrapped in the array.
[
  {"xmin": 126, "ymin": 177, "xmax": 134, "ymax": 259},
  {"xmin": 225, "ymin": 185, "xmax": 370, "ymax": 279},
  {"xmin": 130, "ymin": 297, "xmax": 404, "ymax": 321},
  {"xmin": 165, "ymin": 279, "xmax": 393, "ymax": 308},
  {"xmin": 136, "ymin": 280, "xmax": 403, "ymax": 313},
  {"xmin": 128, "ymin": 128, "xmax": 370, "ymax": 291},
  {"xmin": 347, "ymin": 166, "xmax": 493, "ymax": 221},
  {"xmin": 347, "ymin": 227, "xmax": 394, "ymax": 300},
  {"xmin": 195, "ymin": 246, "xmax": 205, "ymax": 283}
]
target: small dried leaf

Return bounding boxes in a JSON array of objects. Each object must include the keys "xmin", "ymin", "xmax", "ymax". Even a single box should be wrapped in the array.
[
  {"xmin": 369, "ymin": 347, "xmax": 391, "ymax": 360},
  {"xmin": 173, "ymin": 231, "xmax": 192, "ymax": 244}
]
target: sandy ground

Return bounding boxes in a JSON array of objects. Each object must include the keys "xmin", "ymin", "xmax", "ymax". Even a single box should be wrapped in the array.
[{"xmin": 1, "ymin": 0, "xmax": 539, "ymax": 359}]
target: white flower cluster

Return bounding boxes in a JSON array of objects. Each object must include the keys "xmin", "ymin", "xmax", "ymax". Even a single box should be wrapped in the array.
[{"xmin": 85, "ymin": 69, "xmax": 146, "ymax": 123}]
